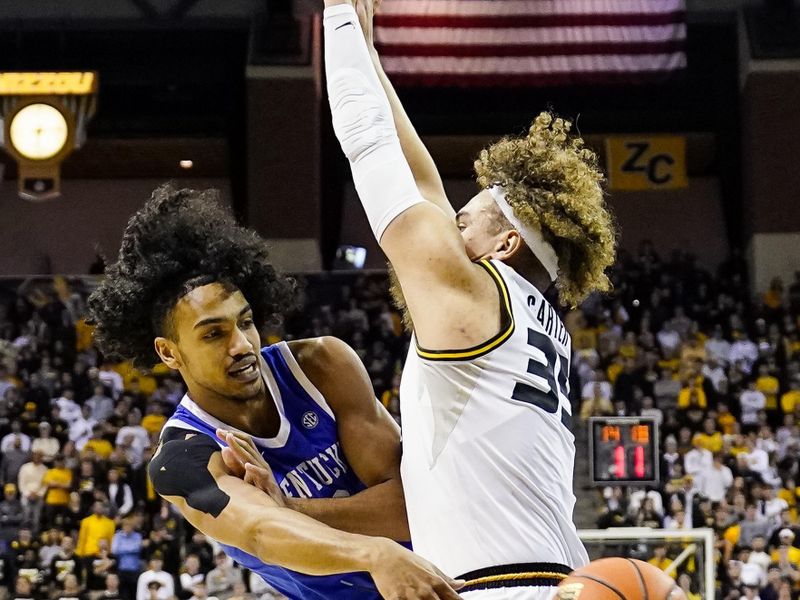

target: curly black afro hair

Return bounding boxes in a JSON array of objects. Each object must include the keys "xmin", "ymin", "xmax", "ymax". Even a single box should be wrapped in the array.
[{"xmin": 87, "ymin": 184, "xmax": 297, "ymax": 367}]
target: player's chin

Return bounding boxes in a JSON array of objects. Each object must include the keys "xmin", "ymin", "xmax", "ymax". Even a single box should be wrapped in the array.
[{"xmin": 227, "ymin": 375, "xmax": 263, "ymax": 399}]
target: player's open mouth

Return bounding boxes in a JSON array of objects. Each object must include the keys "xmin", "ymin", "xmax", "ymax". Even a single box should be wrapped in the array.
[{"xmin": 228, "ymin": 361, "xmax": 258, "ymax": 381}]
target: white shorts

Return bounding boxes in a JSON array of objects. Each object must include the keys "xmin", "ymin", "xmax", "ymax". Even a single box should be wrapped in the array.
[{"xmin": 462, "ymin": 586, "xmax": 558, "ymax": 600}]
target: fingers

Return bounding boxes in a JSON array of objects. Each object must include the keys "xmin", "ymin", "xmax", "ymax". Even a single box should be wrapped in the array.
[
  {"xmin": 220, "ymin": 447, "xmax": 246, "ymax": 477},
  {"xmin": 219, "ymin": 430, "xmax": 262, "ymax": 467},
  {"xmin": 233, "ymin": 432, "xmax": 265, "ymax": 464},
  {"xmin": 243, "ymin": 468, "xmax": 258, "ymax": 487},
  {"xmin": 434, "ymin": 582, "xmax": 464, "ymax": 600},
  {"xmin": 448, "ymin": 579, "xmax": 466, "ymax": 591}
]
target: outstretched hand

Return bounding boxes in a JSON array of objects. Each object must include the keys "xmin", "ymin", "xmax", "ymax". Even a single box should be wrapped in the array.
[
  {"xmin": 369, "ymin": 539, "xmax": 466, "ymax": 600},
  {"xmin": 354, "ymin": 0, "xmax": 381, "ymax": 48},
  {"xmin": 217, "ymin": 428, "xmax": 286, "ymax": 507}
]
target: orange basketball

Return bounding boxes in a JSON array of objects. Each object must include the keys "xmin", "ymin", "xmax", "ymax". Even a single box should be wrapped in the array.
[{"xmin": 552, "ymin": 558, "xmax": 688, "ymax": 600}]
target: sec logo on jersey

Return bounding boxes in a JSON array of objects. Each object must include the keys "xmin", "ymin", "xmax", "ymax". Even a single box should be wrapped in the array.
[{"xmin": 302, "ymin": 411, "xmax": 319, "ymax": 429}]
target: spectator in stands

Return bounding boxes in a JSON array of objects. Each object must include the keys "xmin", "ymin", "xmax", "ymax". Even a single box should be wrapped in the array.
[
  {"xmin": 768, "ymin": 510, "xmax": 800, "ymax": 550},
  {"xmin": 684, "ymin": 434, "xmax": 713, "ymax": 477},
  {"xmin": 755, "ymin": 365, "xmax": 781, "ymax": 426},
  {"xmin": 31, "ymin": 423, "xmax": 59, "ymax": 464},
  {"xmin": 100, "ymin": 573, "xmax": 124, "ymax": 600},
  {"xmin": 82, "ymin": 425, "xmax": 114, "ymax": 461},
  {"xmin": 657, "ymin": 319, "xmax": 683, "ymax": 359},
  {"xmin": 41, "ymin": 455, "xmax": 72, "ymax": 530},
  {"xmin": 55, "ymin": 573, "xmax": 86, "ymax": 600},
  {"xmin": 759, "ymin": 481, "xmax": 788, "ymax": 521},
  {"xmin": 187, "ymin": 581, "xmax": 217, "ymax": 600},
  {"xmin": 136, "ymin": 556, "xmax": 173, "ymax": 600},
  {"xmin": 76, "ymin": 502, "xmax": 115, "ymax": 561},
  {"xmin": 696, "ymin": 418, "xmax": 724, "ymax": 453},
  {"xmin": 53, "ymin": 390, "xmax": 82, "ymax": 428},
  {"xmin": 86, "ymin": 385, "xmax": 114, "ymax": 423},
  {"xmin": 205, "ymin": 552, "xmax": 242, "ymax": 600},
  {"xmin": 86, "ymin": 537, "xmax": 117, "ymax": 592},
  {"xmin": 730, "ymin": 331, "xmax": 759, "ymax": 375},
  {"xmin": 1, "ymin": 435, "xmax": 29, "ymax": 487},
  {"xmin": 227, "ymin": 580, "xmax": 258, "ymax": 600},
  {"xmin": 677, "ymin": 379, "xmax": 707, "ymax": 412},
  {"xmin": 738, "ymin": 545, "xmax": 766, "ymax": 588},
  {"xmin": 633, "ymin": 496, "xmax": 664, "ymax": 528},
  {"xmin": 745, "ymin": 436, "xmax": 779, "ymax": 486},
  {"xmin": 17, "ymin": 452, "xmax": 46, "ymax": 532},
  {"xmin": 50, "ymin": 536, "xmax": 80, "ymax": 588},
  {"xmin": 694, "ymin": 452, "xmax": 733, "ymax": 503},
  {"xmin": 69, "ymin": 406, "xmax": 95, "ymax": 451},
  {"xmin": 98, "ymin": 364, "xmax": 124, "ymax": 401},
  {"xmin": 115, "ymin": 411, "xmax": 148, "ymax": 469},
  {"xmin": 758, "ymin": 565, "xmax": 783, "ymax": 600},
  {"xmin": 770, "ymin": 529, "xmax": 800, "ymax": 574},
  {"xmin": 179, "ymin": 555, "xmax": 204, "ymax": 600},
  {"xmin": 653, "ymin": 369, "xmax": 681, "ymax": 410},
  {"xmin": 739, "ymin": 504, "xmax": 773, "ymax": 548},
  {"xmin": 47, "ymin": 407, "xmax": 70, "ymax": 449},
  {"xmin": 780, "ymin": 378, "xmax": 800, "ymax": 416},
  {"xmin": 139, "ymin": 405, "xmax": 165, "ymax": 438},
  {"xmin": 0, "ymin": 483, "xmax": 23, "ymax": 550},
  {"xmin": 38, "ymin": 528, "xmax": 62, "ymax": 568},
  {"xmin": 706, "ymin": 325, "xmax": 732, "ymax": 365},
  {"xmin": 749, "ymin": 535, "xmax": 772, "ymax": 576},
  {"xmin": 579, "ymin": 373, "xmax": 613, "ymax": 418},
  {"xmin": 18, "ymin": 403, "xmax": 39, "ymax": 441},
  {"xmin": 2, "ymin": 421, "xmax": 31, "ymax": 453},
  {"xmin": 640, "ymin": 395, "xmax": 663, "ymax": 425},
  {"xmin": 12, "ymin": 575, "xmax": 35, "ymax": 600},
  {"xmin": 105, "ymin": 469, "xmax": 133, "ymax": 520},
  {"xmin": 112, "ymin": 518, "xmax": 142, "ymax": 600},
  {"xmin": 184, "ymin": 533, "xmax": 213, "ymax": 575}
]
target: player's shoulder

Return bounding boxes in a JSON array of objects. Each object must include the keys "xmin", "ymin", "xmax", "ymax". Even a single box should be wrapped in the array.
[
  {"xmin": 148, "ymin": 427, "xmax": 230, "ymax": 517},
  {"xmin": 287, "ymin": 336, "xmax": 359, "ymax": 378},
  {"xmin": 148, "ymin": 428, "xmax": 220, "ymax": 489}
]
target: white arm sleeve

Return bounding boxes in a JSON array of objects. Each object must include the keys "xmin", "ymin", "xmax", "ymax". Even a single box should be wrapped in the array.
[{"xmin": 323, "ymin": 4, "xmax": 426, "ymax": 242}]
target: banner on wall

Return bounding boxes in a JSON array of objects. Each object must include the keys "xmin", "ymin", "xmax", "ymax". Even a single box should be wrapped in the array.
[{"xmin": 605, "ymin": 135, "xmax": 687, "ymax": 191}]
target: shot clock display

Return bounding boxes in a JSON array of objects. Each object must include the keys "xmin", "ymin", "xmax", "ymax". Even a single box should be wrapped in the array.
[{"xmin": 588, "ymin": 417, "xmax": 659, "ymax": 486}]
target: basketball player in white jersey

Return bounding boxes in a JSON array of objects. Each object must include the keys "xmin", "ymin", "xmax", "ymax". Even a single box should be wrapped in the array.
[{"xmin": 317, "ymin": 1, "xmax": 617, "ymax": 597}]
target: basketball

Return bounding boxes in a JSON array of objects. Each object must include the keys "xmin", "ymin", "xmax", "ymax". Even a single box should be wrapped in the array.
[{"xmin": 553, "ymin": 558, "xmax": 687, "ymax": 600}]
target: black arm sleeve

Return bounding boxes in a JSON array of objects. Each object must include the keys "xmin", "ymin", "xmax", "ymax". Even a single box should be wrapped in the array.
[{"xmin": 148, "ymin": 428, "xmax": 231, "ymax": 518}]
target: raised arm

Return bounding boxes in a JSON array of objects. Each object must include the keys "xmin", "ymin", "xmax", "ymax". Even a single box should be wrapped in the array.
[
  {"xmin": 323, "ymin": 1, "xmax": 500, "ymax": 349},
  {"xmin": 355, "ymin": 0, "xmax": 453, "ymax": 219},
  {"xmin": 149, "ymin": 429, "xmax": 462, "ymax": 599}
]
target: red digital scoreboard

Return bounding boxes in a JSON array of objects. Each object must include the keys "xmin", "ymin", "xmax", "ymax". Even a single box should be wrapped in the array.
[{"xmin": 588, "ymin": 417, "xmax": 659, "ymax": 486}]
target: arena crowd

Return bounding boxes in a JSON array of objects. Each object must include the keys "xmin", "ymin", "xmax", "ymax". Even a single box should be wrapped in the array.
[{"xmin": 0, "ymin": 242, "xmax": 798, "ymax": 600}]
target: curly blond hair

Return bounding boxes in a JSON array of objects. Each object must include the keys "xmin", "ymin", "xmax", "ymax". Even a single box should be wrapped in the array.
[{"xmin": 474, "ymin": 112, "xmax": 617, "ymax": 307}]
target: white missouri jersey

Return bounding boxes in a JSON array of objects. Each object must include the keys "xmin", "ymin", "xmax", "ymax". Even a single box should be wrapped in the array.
[{"xmin": 399, "ymin": 259, "xmax": 589, "ymax": 578}]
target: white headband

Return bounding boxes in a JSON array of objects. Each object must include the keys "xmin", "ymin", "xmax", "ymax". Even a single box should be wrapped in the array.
[{"xmin": 488, "ymin": 185, "xmax": 559, "ymax": 282}]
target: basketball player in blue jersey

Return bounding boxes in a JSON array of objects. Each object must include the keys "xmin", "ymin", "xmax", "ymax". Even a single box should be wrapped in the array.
[
  {"xmin": 318, "ymin": 1, "xmax": 618, "ymax": 598},
  {"xmin": 87, "ymin": 186, "xmax": 463, "ymax": 600}
]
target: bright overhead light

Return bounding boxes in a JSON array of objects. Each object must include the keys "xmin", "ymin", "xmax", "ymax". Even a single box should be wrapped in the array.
[{"xmin": 179, "ymin": 160, "xmax": 193, "ymax": 169}]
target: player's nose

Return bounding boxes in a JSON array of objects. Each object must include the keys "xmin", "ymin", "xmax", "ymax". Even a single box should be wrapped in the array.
[{"xmin": 228, "ymin": 326, "xmax": 253, "ymax": 356}]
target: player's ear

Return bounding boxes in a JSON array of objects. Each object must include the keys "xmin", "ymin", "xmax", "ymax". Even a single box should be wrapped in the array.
[
  {"xmin": 494, "ymin": 229, "xmax": 525, "ymax": 260},
  {"xmin": 155, "ymin": 337, "xmax": 182, "ymax": 370}
]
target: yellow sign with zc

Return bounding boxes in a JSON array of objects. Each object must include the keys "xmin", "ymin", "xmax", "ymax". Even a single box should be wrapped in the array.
[{"xmin": 605, "ymin": 136, "xmax": 687, "ymax": 191}]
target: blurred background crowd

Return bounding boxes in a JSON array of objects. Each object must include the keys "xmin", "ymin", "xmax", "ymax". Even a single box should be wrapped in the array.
[{"xmin": 0, "ymin": 240, "xmax": 798, "ymax": 600}]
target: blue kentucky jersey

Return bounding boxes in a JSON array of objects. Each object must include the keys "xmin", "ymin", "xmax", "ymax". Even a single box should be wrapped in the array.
[{"xmin": 164, "ymin": 342, "xmax": 381, "ymax": 600}]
